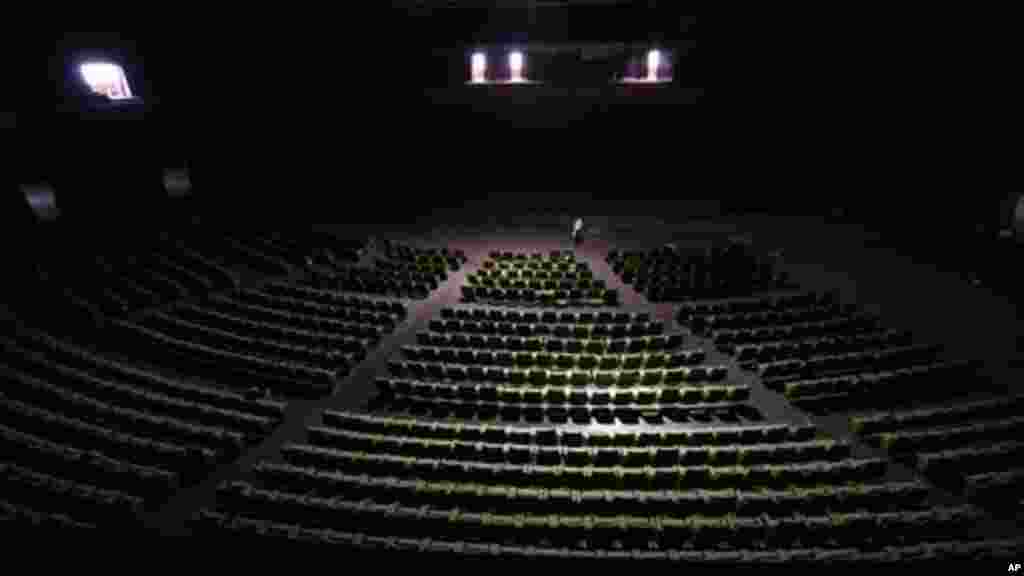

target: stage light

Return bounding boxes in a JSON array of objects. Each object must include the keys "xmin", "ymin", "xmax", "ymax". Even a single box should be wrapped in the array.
[
  {"xmin": 508, "ymin": 51, "xmax": 524, "ymax": 82},
  {"xmin": 647, "ymin": 50, "xmax": 661, "ymax": 82},
  {"xmin": 79, "ymin": 61, "xmax": 133, "ymax": 100},
  {"xmin": 471, "ymin": 52, "xmax": 487, "ymax": 83}
]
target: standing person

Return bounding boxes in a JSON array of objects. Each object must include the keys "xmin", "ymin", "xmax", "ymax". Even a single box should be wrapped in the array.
[{"xmin": 572, "ymin": 218, "xmax": 584, "ymax": 246}]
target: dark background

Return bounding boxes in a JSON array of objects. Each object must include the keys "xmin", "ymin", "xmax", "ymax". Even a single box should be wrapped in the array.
[{"xmin": 2, "ymin": 5, "xmax": 1020, "ymax": 245}]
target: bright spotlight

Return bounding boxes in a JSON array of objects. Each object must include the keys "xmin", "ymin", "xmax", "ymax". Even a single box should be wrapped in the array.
[
  {"xmin": 647, "ymin": 50, "xmax": 661, "ymax": 82},
  {"xmin": 79, "ymin": 61, "xmax": 133, "ymax": 100},
  {"xmin": 471, "ymin": 52, "xmax": 487, "ymax": 83},
  {"xmin": 508, "ymin": 51, "xmax": 524, "ymax": 82}
]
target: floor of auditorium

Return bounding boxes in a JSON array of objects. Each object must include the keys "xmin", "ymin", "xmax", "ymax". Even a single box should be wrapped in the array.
[{"xmin": 132, "ymin": 211, "xmax": 1022, "ymax": 538}]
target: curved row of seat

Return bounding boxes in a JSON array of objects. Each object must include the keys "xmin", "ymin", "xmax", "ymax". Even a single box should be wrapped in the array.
[
  {"xmin": 142, "ymin": 311, "xmax": 369, "ymax": 368},
  {"xmin": 249, "ymin": 283, "xmax": 407, "ymax": 316},
  {"xmin": 382, "ymin": 242, "xmax": 466, "ymax": 268},
  {"xmin": 207, "ymin": 294, "xmax": 400, "ymax": 336},
  {"xmin": 111, "ymin": 320, "xmax": 336, "ymax": 398},
  {"xmin": 440, "ymin": 307, "xmax": 648, "ymax": 325},
  {"xmin": 377, "ymin": 378, "xmax": 751, "ymax": 408},
  {"xmin": 489, "ymin": 250, "xmax": 575, "ymax": 262},
  {"xmin": 402, "ymin": 347, "xmax": 706, "ymax": 375},
  {"xmin": 471, "ymin": 267, "xmax": 595, "ymax": 281},
  {"xmin": 185, "ymin": 511, "xmax": 1022, "ymax": 561},
  {"xmin": 1, "ymin": 352, "xmax": 261, "ymax": 448},
  {"xmin": 386, "ymin": 362, "xmax": 729, "ymax": 385},
  {"xmin": 965, "ymin": 469, "xmax": 1024, "ymax": 504},
  {"xmin": 713, "ymin": 316, "xmax": 881, "ymax": 349},
  {"xmin": 230, "ymin": 290, "xmax": 403, "ymax": 328},
  {"xmin": 279, "ymin": 443, "xmax": 889, "ymax": 489},
  {"xmin": 869, "ymin": 417, "xmax": 1024, "ymax": 455},
  {"xmin": 253, "ymin": 460, "xmax": 929, "ymax": 515},
  {"xmin": 322, "ymin": 410, "xmax": 812, "ymax": 446},
  {"xmin": 374, "ymin": 258, "xmax": 452, "ymax": 278},
  {"xmin": 13, "ymin": 329, "xmax": 286, "ymax": 420},
  {"xmin": 466, "ymin": 276, "xmax": 606, "ymax": 293},
  {"xmin": 607, "ymin": 246, "xmax": 790, "ymax": 302},
  {"xmin": 756, "ymin": 343, "xmax": 943, "ymax": 380},
  {"xmin": 1, "ymin": 463, "xmax": 143, "ymax": 528},
  {"xmin": 204, "ymin": 481, "xmax": 980, "ymax": 547},
  {"xmin": 303, "ymin": 272, "xmax": 435, "ymax": 300},
  {"xmin": 146, "ymin": 309, "xmax": 366, "ymax": 362},
  {"xmin": 173, "ymin": 302, "xmax": 386, "ymax": 346},
  {"xmin": 850, "ymin": 394, "xmax": 1024, "ymax": 435},
  {"xmin": 733, "ymin": 330, "xmax": 914, "ymax": 364},
  {"xmin": 305, "ymin": 426, "xmax": 846, "ymax": 468},
  {"xmin": 684, "ymin": 304, "xmax": 857, "ymax": 334},
  {"xmin": 461, "ymin": 286, "xmax": 619, "ymax": 307},
  {"xmin": 770, "ymin": 361, "xmax": 976, "ymax": 415},
  {"xmin": 676, "ymin": 291, "xmax": 830, "ymax": 319},
  {"xmin": 0, "ymin": 410, "xmax": 179, "ymax": 498},
  {"xmin": 370, "ymin": 397, "xmax": 755, "ymax": 426},
  {"xmin": 426, "ymin": 320, "xmax": 668, "ymax": 341}
]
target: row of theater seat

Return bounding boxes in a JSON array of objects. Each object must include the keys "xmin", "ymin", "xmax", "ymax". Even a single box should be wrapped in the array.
[
  {"xmin": 0, "ymin": 385, "xmax": 216, "ymax": 474},
  {"xmin": 757, "ymin": 343, "xmax": 943, "ymax": 380},
  {"xmin": 147, "ymin": 310, "xmax": 369, "ymax": 363},
  {"xmin": 111, "ymin": 320, "xmax": 336, "ymax": 397},
  {"xmin": 1, "ymin": 500, "xmax": 98, "ymax": 531},
  {"xmin": 868, "ymin": 417, "xmax": 1024, "ymax": 455},
  {"xmin": 253, "ymin": 460, "xmax": 930, "ymax": 516},
  {"xmin": 386, "ymin": 362, "xmax": 729, "ymax": 385},
  {"xmin": 174, "ymin": 302, "xmax": 386, "ymax": 345},
  {"xmin": 472, "ymin": 267, "xmax": 594, "ymax": 281},
  {"xmin": 489, "ymin": 250, "xmax": 575, "ymax": 262},
  {"xmin": 850, "ymin": 394, "xmax": 1024, "ymax": 435},
  {"xmin": 676, "ymin": 291, "xmax": 831, "ymax": 319},
  {"xmin": 426, "ymin": 320, "xmax": 667, "ymax": 341},
  {"xmin": 304, "ymin": 273, "xmax": 435, "ymax": 300},
  {"xmin": 607, "ymin": 250, "xmax": 790, "ymax": 302},
  {"xmin": 216, "ymin": 236, "xmax": 293, "ymax": 276},
  {"xmin": 416, "ymin": 334, "xmax": 683, "ymax": 358},
  {"xmin": 321, "ymin": 410, "xmax": 814, "ymax": 446},
  {"xmin": 313, "ymin": 265, "xmax": 442, "ymax": 286},
  {"xmin": 305, "ymin": 426, "xmax": 846, "ymax": 467},
  {"xmin": 279, "ymin": 443, "xmax": 889, "ymax": 489},
  {"xmin": 207, "ymin": 294, "xmax": 400, "ymax": 336},
  {"xmin": 440, "ymin": 307, "xmax": 647, "ymax": 325},
  {"xmin": 249, "ymin": 283, "xmax": 407, "ymax": 316},
  {"xmin": 401, "ymin": 347, "xmax": 706, "ymax": 375},
  {"xmin": 769, "ymin": 360, "xmax": 974, "ymax": 413},
  {"xmin": 732, "ymin": 330, "xmax": 914, "ymax": 363},
  {"xmin": 378, "ymin": 377, "xmax": 747, "ymax": 405},
  {"xmin": 0, "ymin": 412, "xmax": 178, "ymax": 499},
  {"xmin": 12, "ymin": 329, "xmax": 286, "ymax": 419},
  {"xmin": 187, "ymin": 511, "xmax": 1020, "ymax": 561},
  {"xmin": 461, "ymin": 286, "xmax": 619, "ymax": 307},
  {"xmin": 205, "ymin": 482, "xmax": 982, "ymax": 548},
  {"xmin": 228, "ymin": 291, "xmax": 403, "ymax": 328},
  {"xmin": 374, "ymin": 258, "xmax": 453, "ymax": 278},
  {"xmin": 684, "ymin": 304, "xmax": 855, "ymax": 334},
  {"xmin": 467, "ymin": 276, "xmax": 605, "ymax": 292},
  {"xmin": 713, "ymin": 316, "xmax": 880, "ymax": 348},
  {"xmin": 137, "ymin": 312, "xmax": 364, "ymax": 373},
  {"xmin": 382, "ymin": 242, "xmax": 466, "ymax": 266},
  {"xmin": 1, "ymin": 462, "xmax": 143, "ymax": 527},
  {"xmin": 916, "ymin": 441, "xmax": 1024, "ymax": 479},
  {"xmin": 376, "ymin": 396, "xmax": 756, "ymax": 425},
  {"xmin": 376, "ymin": 379, "xmax": 751, "ymax": 411},
  {"xmin": 964, "ymin": 468, "xmax": 1024, "ymax": 504},
  {"xmin": 2, "ymin": 347, "xmax": 267, "ymax": 445}
]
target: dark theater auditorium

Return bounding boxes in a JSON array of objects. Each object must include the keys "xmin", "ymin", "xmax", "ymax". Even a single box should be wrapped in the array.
[{"xmin": 2, "ymin": 2, "xmax": 1022, "ymax": 566}]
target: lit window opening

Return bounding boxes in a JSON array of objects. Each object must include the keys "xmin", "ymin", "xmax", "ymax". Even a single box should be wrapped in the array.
[{"xmin": 79, "ymin": 61, "xmax": 133, "ymax": 100}]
